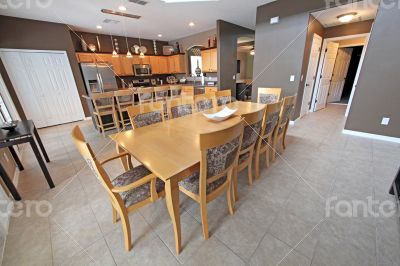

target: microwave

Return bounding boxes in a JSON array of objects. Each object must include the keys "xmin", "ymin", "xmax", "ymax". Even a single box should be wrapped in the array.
[{"xmin": 133, "ymin": 64, "xmax": 152, "ymax": 76}]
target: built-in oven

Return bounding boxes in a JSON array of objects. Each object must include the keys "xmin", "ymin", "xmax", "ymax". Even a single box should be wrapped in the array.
[{"xmin": 133, "ymin": 64, "xmax": 152, "ymax": 76}]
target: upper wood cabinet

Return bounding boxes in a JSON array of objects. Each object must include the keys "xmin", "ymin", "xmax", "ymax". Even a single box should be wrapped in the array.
[
  {"xmin": 120, "ymin": 57, "xmax": 134, "ymax": 76},
  {"xmin": 158, "ymin": 56, "xmax": 169, "ymax": 74},
  {"xmin": 76, "ymin": 53, "xmax": 96, "ymax": 63},
  {"xmin": 201, "ymin": 48, "xmax": 217, "ymax": 72}
]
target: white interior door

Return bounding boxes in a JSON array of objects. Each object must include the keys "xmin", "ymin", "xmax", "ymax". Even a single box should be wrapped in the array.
[
  {"xmin": 300, "ymin": 33, "xmax": 322, "ymax": 117},
  {"xmin": 0, "ymin": 50, "xmax": 84, "ymax": 128},
  {"xmin": 313, "ymin": 42, "xmax": 339, "ymax": 111},
  {"xmin": 328, "ymin": 48, "xmax": 352, "ymax": 103}
]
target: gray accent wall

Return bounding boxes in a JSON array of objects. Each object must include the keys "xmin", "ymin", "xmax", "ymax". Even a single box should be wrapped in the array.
[
  {"xmin": 217, "ymin": 20, "xmax": 254, "ymax": 96},
  {"xmin": 345, "ymin": 1, "xmax": 400, "ymax": 138}
]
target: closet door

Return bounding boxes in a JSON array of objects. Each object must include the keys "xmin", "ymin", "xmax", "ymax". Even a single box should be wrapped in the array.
[{"xmin": 0, "ymin": 50, "xmax": 84, "ymax": 128}]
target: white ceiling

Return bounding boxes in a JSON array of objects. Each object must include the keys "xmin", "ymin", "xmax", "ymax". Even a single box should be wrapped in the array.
[
  {"xmin": 0, "ymin": 0, "xmax": 274, "ymax": 41},
  {"xmin": 312, "ymin": 0, "xmax": 379, "ymax": 28}
]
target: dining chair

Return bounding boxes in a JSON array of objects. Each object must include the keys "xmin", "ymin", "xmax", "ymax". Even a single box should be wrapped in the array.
[
  {"xmin": 178, "ymin": 120, "xmax": 244, "ymax": 239},
  {"xmin": 170, "ymin": 85, "xmax": 182, "ymax": 99},
  {"xmin": 154, "ymin": 86, "xmax": 170, "ymax": 102},
  {"xmin": 215, "ymin": 89, "xmax": 232, "ymax": 106},
  {"xmin": 71, "ymin": 126, "xmax": 164, "ymax": 251},
  {"xmin": 138, "ymin": 87, "xmax": 154, "ymax": 104},
  {"xmin": 167, "ymin": 96, "xmax": 194, "ymax": 119},
  {"xmin": 91, "ymin": 92, "xmax": 119, "ymax": 136},
  {"xmin": 205, "ymin": 87, "xmax": 217, "ymax": 95},
  {"xmin": 257, "ymin": 88, "xmax": 282, "ymax": 104},
  {"xmin": 194, "ymin": 94, "xmax": 216, "ymax": 112},
  {"xmin": 127, "ymin": 101, "xmax": 165, "ymax": 129},
  {"xmin": 182, "ymin": 85, "xmax": 194, "ymax": 97},
  {"xmin": 232, "ymin": 108, "xmax": 265, "ymax": 201},
  {"xmin": 114, "ymin": 90, "xmax": 135, "ymax": 129},
  {"xmin": 254, "ymin": 101, "xmax": 283, "ymax": 179},
  {"xmin": 272, "ymin": 95, "xmax": 296, "ymax": 161}
]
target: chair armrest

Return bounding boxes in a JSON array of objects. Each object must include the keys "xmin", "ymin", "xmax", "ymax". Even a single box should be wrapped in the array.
[
  {"xmin": 111, "ymin": 174, "xmax": 155, "ymax": 193},
  {"xmin": 100, "ymin": 152, "xmax": 131, "ymax": 165}
]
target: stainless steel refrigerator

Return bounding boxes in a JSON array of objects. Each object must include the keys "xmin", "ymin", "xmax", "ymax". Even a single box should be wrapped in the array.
[{"xmin": 80, "ymin": 63, "xmax": 118, "ymax": 96}]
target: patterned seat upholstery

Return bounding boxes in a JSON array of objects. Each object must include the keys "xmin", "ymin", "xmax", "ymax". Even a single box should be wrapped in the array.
[
  {"xmin": 259, "ymin": 93, "xmax": 278, "ymax": 104},
  {"xmin": 239, "ymin": 152, "xmax": 250, "ymax": 164},
  {"xmin": 179, "ymin": 136, "xmax": 240, "ymax": 195},
  {"xmin": 217, "ymin": 96, "xmax": 231, "ymax": 106},
  {"xmin": 196, "ymin": 99, "xmax": 213, "ymax": 112},
  {"xmin": 139, "ymin": 92, "xmax": 153, "ymax": 102},
  {"xmin": 111, "ymin": 165, "xmax": 164, "ymax": 207},
  {"xmin": 265, "ymin": 111, "xmax": 280, "ymax": 135},
  {"xmin": 155, "ymin": 90, "xmax": 169, "ymax": 101},
  {"xmin": 241, "ymin": 120, "xmax": 262, "ymax": 150},
  {"xmin": 171, "ymin": 89, "xmax": 182, "ymax": 97},
  {"xmin": 93, "ymin": 107, "xmax": 113, "ymax": 113},
  {"xmin": 171, "ymin": 104, "xmax": 193, "ymax": 119},
  {"xmin": 133, "ymin": 111, "xmax": 163, "ymax": 128},
  {"xmin": 117, "ymin": 95, "xmax": 133, "ymax": 104},
  {"xmin": 280, "ymin": 104, "xmax": 295, "ymax": 126}
]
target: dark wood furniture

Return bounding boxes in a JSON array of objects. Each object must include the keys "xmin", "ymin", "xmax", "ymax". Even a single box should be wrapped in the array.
[{"xmin": 0, "ymin": 120, "xmax": 54, "ymax": 200}]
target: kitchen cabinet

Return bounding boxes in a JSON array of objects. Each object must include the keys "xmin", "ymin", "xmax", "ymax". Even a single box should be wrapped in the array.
[
  {"xmin": 168, "ymin": 55, "xmax": 186, "ymax": 74},
  {"xmin": 111, "ymin": 57, "xmax": 124, "ymax": 76},
  {"xmin": 120, "ymin": 57, "xmax": 134, "ymax": 76},
  {"xmin": 76, "ymin": 52, "xmax": 96, "ymax": 63},
  {"xmin": 95, "ymin": 54, "xmax": 112, "ymax": 64},
  {"xmin": 201, "ymin": 48, "xmax": 217, "ymax": 72},
  {"xmin": 158, "ymin": 56, "xmax": 169, "ymax": 74},
  {"xmin": 149, "ymin": 56, "xmax": 160, "ymax": 74}
]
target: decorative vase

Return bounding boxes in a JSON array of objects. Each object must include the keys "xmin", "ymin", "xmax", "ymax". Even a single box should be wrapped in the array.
[
  {"xmin": 80, "ymin": 35, "xmax": 88, "ymax": 52},
  {"xmin": 195, "ymin": 60, "xmax": 202, "ymax": 77}
]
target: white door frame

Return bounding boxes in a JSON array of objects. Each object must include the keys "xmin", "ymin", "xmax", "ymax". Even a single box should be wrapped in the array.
[{"xmin": 310, "ymin": 33, "xmax": 370, "ymax": 113}]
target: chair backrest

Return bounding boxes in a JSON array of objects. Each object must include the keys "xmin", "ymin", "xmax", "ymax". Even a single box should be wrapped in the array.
[
  {"xmin": 205, "ymin": 87, "xmax": 217, "ymax": 95},
  {"xmin": 199, "ymin": 120, "xmax": 244, "ymax": 195},
  {"xmin": 257, "ymin": 88, "xmax": 282, "ymax": 104},
  {"xmin": 138, "ymin": 87, "xmax": 154, "ymax": 104},
  {"xmin": 170, "ymin": 85, "xmax": 182, "ymax": 98},
  {"xmin": 261, "ymin": 100, "xmax": 283, "ymax": 138},
  {"xmin": 240, "ymin": 108, "xmax": 265, "ymax": 151},
  {"xmin": 194, "ymin": 94, "xmax": 216, "ymax": 112},
  {"xmin": 154, "ymin": 86, "xmax": 169, "ymax": 101},
  {"xmin": 215, "ymin": 89, "xmax": 232, "ymax": 106},
  {"xmin": 182, "ymin": 85, "xmax": 194, "ymax": 97},
  {"xmin": 277, "ymin": 95, "xmax": 296, "ymax": 132},
  {"xmin": 127, "ymin": 102, "xmax": 165, "ymax": 128},
  {"xmin": 114, "ymin": 89, "xmax": 134, "ymax": 109},
  {"xmin": 91, "ymin": 92, "xmax": 115, "ymax": 112},
  {"xmin": 167, "ymin": 96, "xmax": 194, "ymax": 119}
]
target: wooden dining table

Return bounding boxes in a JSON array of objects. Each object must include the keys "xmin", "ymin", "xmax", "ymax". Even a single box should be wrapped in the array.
[{"xmin": 110, "ymin": 101, "xmax": 266, "ymax": 254}]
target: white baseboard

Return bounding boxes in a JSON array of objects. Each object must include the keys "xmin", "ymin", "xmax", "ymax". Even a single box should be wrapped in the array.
[
  {"xmin": 342, "ymin": 129, "xmax": 400, "ymax": 143},
  {"xmin": 84, "ymin": 116, "xmax": 92, "ymax": 120}
]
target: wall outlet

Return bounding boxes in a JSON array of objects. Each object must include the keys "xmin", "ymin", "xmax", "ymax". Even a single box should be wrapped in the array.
[
  {"xmin": 290, "ymin": 75, "xmax": 295, "ymax": 82},
  {"xmin": 270, "ymin": 16, "xmax": 280, "ymax": 24},
  {"xmin": 381, "ymin": 117, "xmax": 390, "ymax": 126}
]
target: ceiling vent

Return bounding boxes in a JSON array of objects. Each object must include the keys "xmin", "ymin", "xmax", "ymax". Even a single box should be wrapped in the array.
[
  {"xmin": 103, "ymin": 19, "xmax": 121, "ymax": 24},
  {"xmin": 128, "ymin": 0, "xmax": 149, "ymax": 5},
  {"xmin": 101, "ymin": 9, "xmax": 141, "ymax": 19}
]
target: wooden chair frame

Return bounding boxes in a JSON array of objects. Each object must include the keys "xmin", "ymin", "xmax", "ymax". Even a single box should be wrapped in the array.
[
  {"xmin": 137, "ymin": 87, "xmax": 154, "ymax": 104},
  {"xmin": 114, "ymin": 89, "xmax": 135, "ymax": 129},
  {"xmin": 91, "ymin": 92, "xmax": 119, "ymax": 136},
  {"xmin": 178, "ymin": 121, "xmax": 244, "ymax": 239},
  {"xmin": 126, "ymin": 101, "xmax": 165, "ymax": 129},
  {"xmin": 194, "ymin": 94, "xmax": 216, "ymax": 112},
  {"xmin": 257, "ymin": 88, "xmax": 282, "ymax": 104},
  {"xmin": 272, "ymin": 95, "xmax": 296, "ymax": 161},
  {"xmin": 167, "ymin": 96, "xmax": 194, "ymax": 119},
  {"xmin": 254, "ymin": 101, "xmax": 283, "ymax": 179},
  {"xmin": 215, "ymin": 89, "xmax": 232, "ymax": 105},
  {"xmin": 205, "ymin": 87, "xmax": 217, "ymax": 95},
  {"xmin": 169, "ymin": 85, "xmax": 182, "ymax": 99},
  {"xmin": 71, "ymin": 126, "xmax": 164, "ymax": 251},
  {"xmin": 181, "ymin": 85, "xmax": 194, "ymax": 97},
  {"xmin": 233, "ymin": 108, "xmax": 265, "ymax": 201}
]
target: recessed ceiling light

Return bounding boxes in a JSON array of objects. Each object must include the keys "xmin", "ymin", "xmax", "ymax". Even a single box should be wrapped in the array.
[
  {"xmin": 118, "ymin": 5, "xmax": 127, "ymax": 11},
  {"xmin": 96, "ymin": 25, "xmax": 102, "ymax": 29},
  {"xmin": 189, "ymin": 22, "xmax": 195, "ymax": 27},
  {"xmin": 158, "ymin": 34, "xmax": 163, "ymax": 38},
  {"xmin": 337, "ymin": 12, "xmax": 357, "ymax": 23}
]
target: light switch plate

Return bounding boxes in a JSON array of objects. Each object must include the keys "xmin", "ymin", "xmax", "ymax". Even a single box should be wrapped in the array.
[
  {"xmin": 270, "ymin": 16, "xmax": 280, "ymax": 24},
  {"xmin": 290, "ymin": 75, "xmax": 295, "ymax": 82},
  {"xmin": 381, "ymin": 117, "xmax": 390, "ymax": 125}
]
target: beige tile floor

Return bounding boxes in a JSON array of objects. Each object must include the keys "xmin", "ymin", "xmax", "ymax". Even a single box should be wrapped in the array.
[{"xmin": 2, "ymin": 104, "xmax": 400, "ymax": 265}]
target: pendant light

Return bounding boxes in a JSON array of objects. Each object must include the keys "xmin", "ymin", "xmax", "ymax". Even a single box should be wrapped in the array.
[
  {"xmin": 110, "ymin": 35, "xmax": 119, "ymax": 57},
  {"xmin": 125, "ymin": 36, "xmax": 133, "ymax": 58},
  {"xmin": 137, "ymin": 28, "xmax": 145, "ymax": 58}
]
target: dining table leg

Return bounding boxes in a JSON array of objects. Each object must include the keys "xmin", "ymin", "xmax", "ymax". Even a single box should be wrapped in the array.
[{"xmin": 165, "ymin": 177, "xmax": 181, "ymax": 254}]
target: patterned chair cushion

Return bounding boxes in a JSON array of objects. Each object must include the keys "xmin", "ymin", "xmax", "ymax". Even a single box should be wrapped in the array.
[
  {"xmin": 171, "ymin": 89, "xmax": 182, "ymax": 97},
  {"xmin": 241, "ymin": 120, "xmax": 262, "ymax": 150},
  {"xmin": 265, "ymin": 111, "xmax": 280, "ymax": 135},
  {"xmin": 206, "ymin": 136, "xmax": 240, "ymax": 178},
  {"xmin": 140, "ymin": 92, "xmax": 153, "ymax": 101},
  {"xmin": 133, "ymin": 111, "xmax": 163, "ymax": 128},
  {"xmin": 196, "ymin": 99, "xmax": 213, "ymax": 112},
  {"xmin": 156, "ymin": 90, "xmax": 169, "ymax": 100},
  {"xmin": 95, "ymin": 98, "xmax": 113, "ymax": 107},
  {"xmin": 118, "ymin": 95, "xmax": 133, "ymax": 104},
  {"xmin": 217, "ymin": 96, "xmax": 231, "ymax": 106},
  {"xmin": 111, "ymin": 165, "xmax": 164, "ymax": 207},
  {"xmin": 259, "ymin": 93, "xmax": 278, "ymax": 104},
  {"xmin": 171, "ymin": 104, "xmax": 193, "ymax": 119},
  {"xmin": 281, "ymin": 104, "xmax": 294, "ymax": 125},
  {"xmin": 179, "ymin": 172, "xmax": 227, "ymax": 195},
  {"xmin": 239, "ymin": 152, "xmax": 250, "ymax": 164}
]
